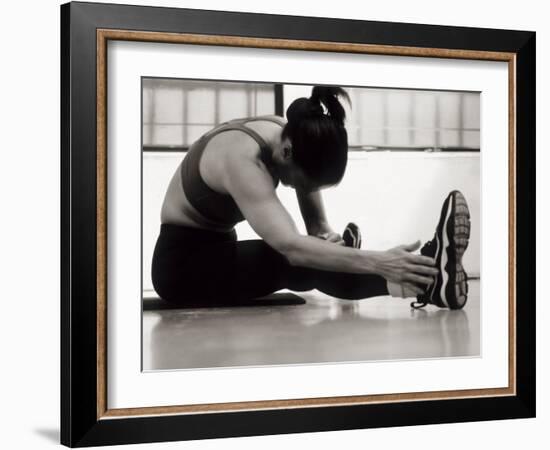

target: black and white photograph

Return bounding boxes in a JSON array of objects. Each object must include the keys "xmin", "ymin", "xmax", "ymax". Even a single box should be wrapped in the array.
[{"xmin": 141, "ymin": 78, "xmax": 480, "ymax": 370}]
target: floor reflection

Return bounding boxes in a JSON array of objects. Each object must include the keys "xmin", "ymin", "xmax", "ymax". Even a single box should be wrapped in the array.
[{"xmin": 143, "ymin": 280, "xmax": 480, "ymax": 370}]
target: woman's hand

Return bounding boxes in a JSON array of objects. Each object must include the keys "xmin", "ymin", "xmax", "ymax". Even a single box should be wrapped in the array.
[
  {"xmin": 315, "ymin": 229, "xmax": 345, "ymax": 246},
  {"xmin": 374, "ymin": 240, "xmax": 438, "ymax": 286}
]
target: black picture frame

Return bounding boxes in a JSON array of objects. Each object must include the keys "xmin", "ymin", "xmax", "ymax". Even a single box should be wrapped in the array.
[{"xmin": 61, "ymin": 1, "xmax": 536, "ymax": 447}]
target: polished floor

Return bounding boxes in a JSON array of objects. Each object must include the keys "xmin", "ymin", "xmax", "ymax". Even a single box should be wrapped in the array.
[{"xmin": 142, "ymin": 280, "xmax": 480, "ymax": 371}]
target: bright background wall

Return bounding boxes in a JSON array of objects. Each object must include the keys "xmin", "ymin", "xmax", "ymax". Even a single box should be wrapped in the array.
[
  {"xmin": 0, "ymin": 0, "xmax": 546, "ymax": 449},
  {"xmin": 143, "ymin": 152, "xmax": 480, "ymax": 293}
]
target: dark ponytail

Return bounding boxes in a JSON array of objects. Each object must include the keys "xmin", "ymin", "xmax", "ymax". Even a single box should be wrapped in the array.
[
  {"xmin": 310, "ymin": 86, "xmax": 350, "ymax": 125},
  {"xmin": 283, "ymin": 85, "xmax": 351, "ymax": 187}
]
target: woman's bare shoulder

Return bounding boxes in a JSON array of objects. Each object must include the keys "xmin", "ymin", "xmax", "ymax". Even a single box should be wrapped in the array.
[{"xmin": 223, "ymin": 138, "xmax": 276, "ymax": 179}]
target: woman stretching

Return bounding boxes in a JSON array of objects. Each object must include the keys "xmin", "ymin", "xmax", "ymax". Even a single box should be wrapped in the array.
[{"xmin": 152, "ymin": 86, "xmax": 471, "ymax": 310}]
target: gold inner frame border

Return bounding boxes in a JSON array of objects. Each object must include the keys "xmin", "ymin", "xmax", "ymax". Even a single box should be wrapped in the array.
[{"xmin": 95, "ymin": 28, "xmax": 517, "ymax": 420}]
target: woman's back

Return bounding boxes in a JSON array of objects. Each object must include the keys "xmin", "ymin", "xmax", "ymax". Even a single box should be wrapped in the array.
[{"xmin": 160, "ymin": 115, "xmax": 286, "ymax": 231}]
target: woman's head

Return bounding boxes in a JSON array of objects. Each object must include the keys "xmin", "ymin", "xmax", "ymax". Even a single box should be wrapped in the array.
[{"xmin": 278, "ymin": 86, "xmax": 350, "ymax": 191}]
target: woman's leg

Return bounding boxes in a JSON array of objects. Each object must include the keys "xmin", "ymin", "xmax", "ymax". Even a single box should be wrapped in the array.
[
  {"xmin": 227, "ymin": 239, "xmax": 389, "ymax": 300},
  {"xmin": 152, "ymin": 225, "xmax": 389, "ymax": 305}
]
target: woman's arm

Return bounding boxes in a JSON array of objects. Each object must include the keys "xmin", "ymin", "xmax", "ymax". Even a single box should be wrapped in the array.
[
  {"xmin": 296, "ymin": 188, "xmax": 343, "ymax": 244},
  {"xmin": 223, "ymin": 154, "xmax": 438, "ymax": 286}
]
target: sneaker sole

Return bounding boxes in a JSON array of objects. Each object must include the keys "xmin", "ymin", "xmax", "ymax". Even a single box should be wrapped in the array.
[{"xmin": 443, "ymin": 190, "xmax": 470, "ymax": 309}]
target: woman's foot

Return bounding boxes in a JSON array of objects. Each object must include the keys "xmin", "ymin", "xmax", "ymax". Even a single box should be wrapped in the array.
[
  {"xmin": 343, "ymin": 222, "xmax": 362, "ymax": 249},
  {"xmin": 411, "ymin": 190, "xmax": 471, "ymax": 310}
]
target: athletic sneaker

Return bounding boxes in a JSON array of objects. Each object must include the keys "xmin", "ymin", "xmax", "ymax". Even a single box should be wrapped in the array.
[
  {"xmin": 343, "ymin": 222, "xmax": 362, "ymax": 249},
  {"xmin": 410, "ymin": 190, "xmax": 471, "ymax": 310}
]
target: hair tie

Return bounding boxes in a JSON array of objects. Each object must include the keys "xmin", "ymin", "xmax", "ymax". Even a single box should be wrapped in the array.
[{"xmin": 308, "ymin": 98, "xmax": 324, "ymax": 117}]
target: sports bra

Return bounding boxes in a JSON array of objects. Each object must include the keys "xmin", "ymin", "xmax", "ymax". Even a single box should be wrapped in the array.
[{"xmin": 180, "ymin": 115, "xmax": 286, "ymax": 228}]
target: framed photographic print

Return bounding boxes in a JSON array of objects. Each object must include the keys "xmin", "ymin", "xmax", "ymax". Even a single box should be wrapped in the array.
[{"xmin": 60, "ymin": 1, "xmax": 536, "ymax": 447}]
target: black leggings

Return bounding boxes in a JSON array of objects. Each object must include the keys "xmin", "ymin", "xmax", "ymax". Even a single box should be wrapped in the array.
[{"xmin": 151, "ymin": 223, "xmax": 389, "ymax": 306}]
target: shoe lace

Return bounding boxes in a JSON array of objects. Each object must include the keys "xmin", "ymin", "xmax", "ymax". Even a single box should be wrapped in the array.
[{"xmin": 410, "ymin": 300, "xmax": 428, "ymax": 309}]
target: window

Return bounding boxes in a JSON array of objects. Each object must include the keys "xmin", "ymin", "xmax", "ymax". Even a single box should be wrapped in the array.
[
  {"xmin": 143, "ymin": 80, "xmax": 480, "ymax": 152},
  {"xmin": 345, "ymin": 88, "xmax": 480, "ymax": 151},
  {"xmin": 142, "ymin": 79, "xmax": 276, "ymax": 151}
]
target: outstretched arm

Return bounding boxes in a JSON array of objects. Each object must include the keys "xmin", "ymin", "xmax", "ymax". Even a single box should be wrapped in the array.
[{"xmin": 223, "ymin": 154, "xmax": 437, "ymax": 290}]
